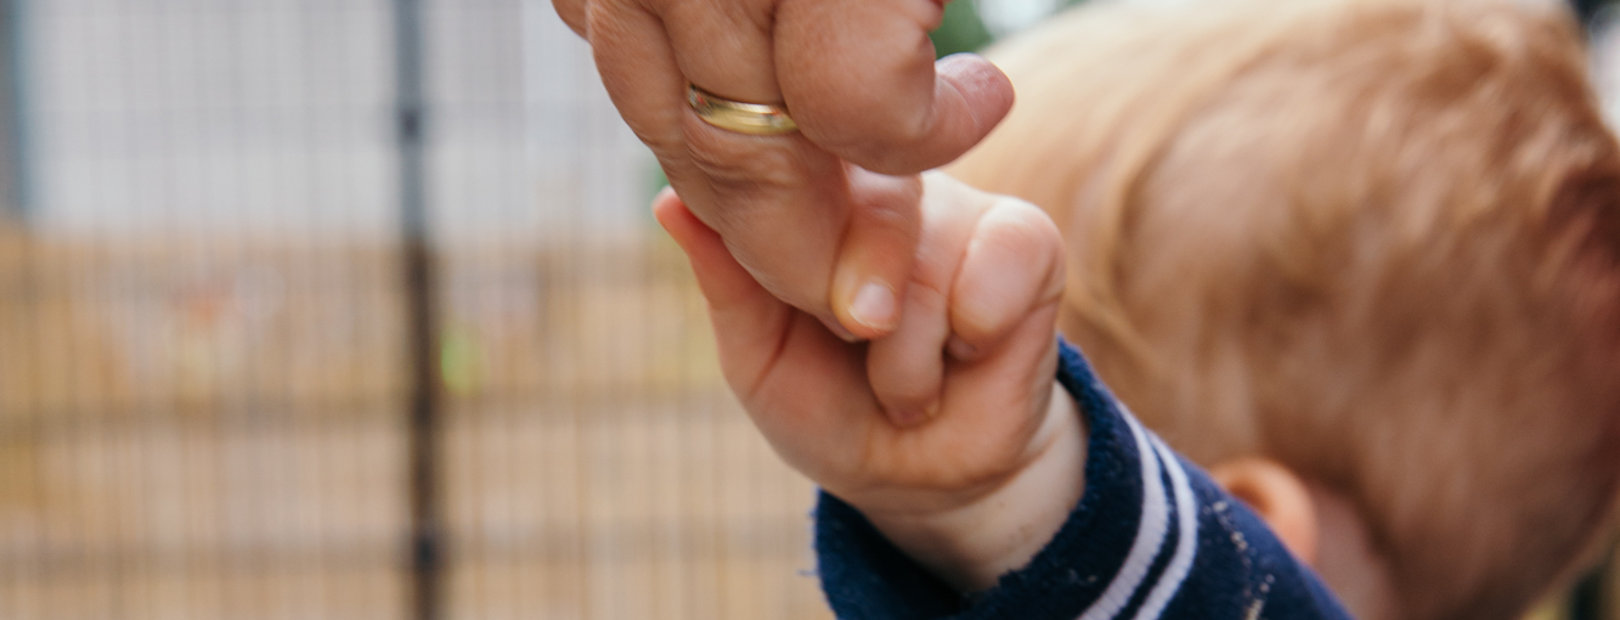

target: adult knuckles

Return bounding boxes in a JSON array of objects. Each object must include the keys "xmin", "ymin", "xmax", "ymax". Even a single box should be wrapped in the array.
[
  {"xmin": 682, "ymin": 121, "xmax": 820, "ymax": 197},
  {"xmin": 804, "ymin": 107, "xmax": 949, "ymax": 175},
  {"xmin": 553, "ymin": 0, "xmax": 588, "ymax": 36},
  {"xmin": 791, "ymin": 53, "xmax": 959, "ymax": 173},
  {"xmin": 582, "ymin": 0, "xmax": 634, "ymax": 42}
]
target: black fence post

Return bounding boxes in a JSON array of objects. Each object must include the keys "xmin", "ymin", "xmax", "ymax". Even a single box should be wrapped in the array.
[
  {"xmin": 392, "ymin": 1, "xmax": 442, "ymax": 619},
  {"xmin": 0, "ymin": 0, "xmax": 30, "ymax": 221}
]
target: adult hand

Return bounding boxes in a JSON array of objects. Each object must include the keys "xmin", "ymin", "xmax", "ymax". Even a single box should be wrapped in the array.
[{"xmin": 554, "ymin": 0, "xmax": 1015, "ymax": 338}]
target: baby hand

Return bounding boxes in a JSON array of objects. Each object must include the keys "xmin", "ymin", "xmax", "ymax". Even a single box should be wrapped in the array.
[{"xmin": 654, "ymin": 172, "xmax": 1085, "ymax": 591}]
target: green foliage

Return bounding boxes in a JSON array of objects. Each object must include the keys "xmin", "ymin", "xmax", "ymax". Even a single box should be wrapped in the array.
[
  {"xmin": 931, "ymin": 0, "xmax": 1092, "ymax": 58},
  {"xmin": 931, "ymin": 0, "xmax": 994, "ymax": 57}
]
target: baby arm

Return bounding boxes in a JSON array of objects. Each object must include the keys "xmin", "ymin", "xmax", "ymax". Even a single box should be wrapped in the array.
[
  {"xmin": 653, "ymin": 172, "xmax": 1085, "ymax": 591},
  {"xmin": 658, "ymin": 173, "xmax": 1354, "ymax": 618}
]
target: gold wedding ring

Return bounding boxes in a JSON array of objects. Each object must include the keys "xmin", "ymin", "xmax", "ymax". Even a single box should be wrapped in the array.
[{"xmin": 686, "ymin": 84, "xmax": 799, "ymax": 135}]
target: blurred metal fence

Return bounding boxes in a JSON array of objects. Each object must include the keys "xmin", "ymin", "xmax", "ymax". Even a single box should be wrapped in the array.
[{"xmin": 0, "ymin": 1, "xmax": 825, "ymax": 618}]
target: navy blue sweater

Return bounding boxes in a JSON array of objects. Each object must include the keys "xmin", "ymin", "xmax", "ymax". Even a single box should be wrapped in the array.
[{"xmin": 814, "ymin": 340, "xmax": 1351, "ymax": 619}]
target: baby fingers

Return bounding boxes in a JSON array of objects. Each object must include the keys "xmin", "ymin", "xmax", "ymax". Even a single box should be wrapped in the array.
[
  {"xmin": 948, "ymin": 196, "xmax": 1065, "ymax": 362},
  {"xmin": 861, "ymin": 174, "xmax": 1064, "ymax": 428},
  {"xmin": 651, "ymin": 188, "xmax": 796, "ymax": 396},
  {"xmin": 866, "ymin": 279, "xmax": 952, "ymax": 427}
]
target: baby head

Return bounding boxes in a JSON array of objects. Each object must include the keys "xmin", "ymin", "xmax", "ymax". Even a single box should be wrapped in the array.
[{"xmin": 948, "ymin": 0, "xmax": 1620, "ymax": 617}]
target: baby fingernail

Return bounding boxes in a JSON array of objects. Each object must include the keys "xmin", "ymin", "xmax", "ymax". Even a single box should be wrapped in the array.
[
  {"xmin": 890, "ymin": 408, "xmax": 927, "ymax": 427},
  {"xmin": 850, "ymin": 281, "xmax": 897, "ymax": 331},
  {"xmin": 820, "ymin": 316, "xmax": 861, "ymax": 342},
  {"xmin": 830, "ymin": 322, "xmax": 859, "ymax": 342},
  {"xmin": 948, "ymin": 336, "xmax": 977, "ymax": 360},
  {"xmin": 891, "ymin": 402, "xmax": 941, "ymax": 428}
]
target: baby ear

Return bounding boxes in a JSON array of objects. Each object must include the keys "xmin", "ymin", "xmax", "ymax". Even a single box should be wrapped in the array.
[{"xmin": 1208, "ymin": 457, "xmax": 1319, "ymax": 566}]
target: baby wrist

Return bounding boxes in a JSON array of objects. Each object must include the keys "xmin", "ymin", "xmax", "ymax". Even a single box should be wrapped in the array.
[{"xmin": 866, "ymin": 383, "xmax": 1087, "ymax": 592}]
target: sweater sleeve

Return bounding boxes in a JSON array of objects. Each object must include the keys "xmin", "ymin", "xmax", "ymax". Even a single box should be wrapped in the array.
[{"xmin": 812, "ymin": 339, "xmax": 1352, "ymax": 619}]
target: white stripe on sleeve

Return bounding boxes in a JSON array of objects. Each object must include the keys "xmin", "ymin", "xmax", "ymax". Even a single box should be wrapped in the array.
[
  {"xmin": 1076, "ymin": 411, "xmax": 1171, "ymax": 620},
  {"xmin": 1132, "ymin": 434, "xmax": 1200, "ymax": 619}
]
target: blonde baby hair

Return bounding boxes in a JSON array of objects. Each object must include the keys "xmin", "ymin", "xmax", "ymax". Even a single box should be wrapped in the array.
[{"xmin": 948, "ymin": 0, "xmax": 1620, "ymax": 616}]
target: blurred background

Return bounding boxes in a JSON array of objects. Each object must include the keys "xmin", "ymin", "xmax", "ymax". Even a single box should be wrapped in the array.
[{"xmin": 0, "ymin": 0, "xmax": 1615, "ymax": 619}]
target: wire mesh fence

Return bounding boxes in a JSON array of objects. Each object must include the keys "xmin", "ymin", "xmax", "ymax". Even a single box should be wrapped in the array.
[{"xmin": 0, "ymin": 1, "xmax": 827, "ymax": 618}]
